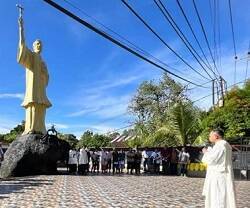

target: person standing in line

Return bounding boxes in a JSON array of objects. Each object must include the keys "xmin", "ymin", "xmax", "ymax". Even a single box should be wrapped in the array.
[
  {"xmin": 86, "ymin": 149, "xmax": 91, "ymax": 173},
  {"xmin": 68, "ymin": 149, "xmax": 78, "ymax": 174},
  {"xmin": 134, "ymin": 148, "xmax": 142, "ymax": 175},
  {"xmin": 118, "ymin": 150, "xmax": 126, "ymax": 174},
  {"xmin": 91, "ymin": 151, "xmax": 100, "ymax": 173},
  {"xmin": 170, "ymin": 148, "xmax": 178, "ymax": 175},
  {"xmin": 126, "ymin": 148, "xmax": 135, "ymax": 174},
  {"xmin": 107, "ymin": 150, "xmax": 113, "ymax": 174},
  {"xmin": 100, "ymin": 149, "xmax": 108, "ymax": 173},
  {"xmin": 202, "ymin": 129, "xmax": 236, "ymax": 208},
  {"xmin": 142, "ymin": 148, "xmax": 149, "ymax": 172},
  {"xmin": 112, "ymin": 149, "xmax": 119, "ymax": 174},
  {"xmin": 178, "ymin": 147, "xmax": 190, "ymax": 176},
  {"xmin": 78, "ymin": 147, "xmax": 89, "ymax": 175},
  {"xmin": 161, "ymin": 147, "xmax": 170, "ymax": 175}
]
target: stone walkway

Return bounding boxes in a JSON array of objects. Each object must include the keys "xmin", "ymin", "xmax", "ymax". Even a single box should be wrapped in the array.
[{"xmin": 0, "ymin": 175, "xmax": 249, "ymax": 208}]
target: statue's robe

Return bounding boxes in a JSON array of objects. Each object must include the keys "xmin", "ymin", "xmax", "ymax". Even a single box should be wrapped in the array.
[
  {"xmin": 202, "ymin": 140, "xmax": 236, "ymax": 208},
  {"xmin": 17, "ymin": 42, "xmax": 51, "ymax": 135}
]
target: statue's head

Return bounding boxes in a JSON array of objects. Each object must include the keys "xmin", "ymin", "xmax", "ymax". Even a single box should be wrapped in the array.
[{"xmin": 33, "ymin": 39, "xmax": 42, "ymax": 53}]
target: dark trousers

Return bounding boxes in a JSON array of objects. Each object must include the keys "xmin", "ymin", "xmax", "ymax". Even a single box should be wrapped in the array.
[
  {"xmin": 170, "ymin": 163, "xmax": 177, "ymax": 175},
  {"xmin": 78, "ymin": 164, "xmax": 88, "ymax": 175},
  {"xmin": 135, "ymin": 162, "xmax": 141, "ymax": 174},
  {"xmin": 162, "ymin": 160, "xmax": 170, "ymax": 175},
  {"xmin": 143, "ymin": 158, "xmax": 148, "ymax": 171},
  {"xmin": 180, "ymin": 163, "xmax": 187, "ymax": 176},
  {"xmin": 107, "ymin": 159, "xmax": 112, "ymax": 171},
  {"xmin": 68, "ymin": 164, "xmax": 77, "ymax": 173},
  {"xmin": 154, "ymin": 162, "xmax": 160, "ymax": 174}
]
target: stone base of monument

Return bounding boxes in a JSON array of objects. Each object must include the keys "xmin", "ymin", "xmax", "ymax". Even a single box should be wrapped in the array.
[{"xmin": 0, "ymin": 134, "xmax": 70, "ymax": 178}]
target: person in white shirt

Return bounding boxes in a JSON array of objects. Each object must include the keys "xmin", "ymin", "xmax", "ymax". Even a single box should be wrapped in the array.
[
  {"xmin": 178, "ymin": 147, "xmax": 190, "ymax": 176},
  {"xmin": 100, "ymin": 149, "xmax": 108, "ymax": 173},
  {"xmin": 142, "ymin": 148, "xmax": 149, "ymax": 172},
  {"xmin": 151, "ymin": 149, "xmax": 161, "ymax": 174},
  {"xmin": 202, "ymin": 129, "xmax": 236, "ymax": 208},
  {"xmin": 78, "ymin": 147, "xmax": 89, "ymax": 175},
  {"xmin": 68, "ymin": 149, "xmax": 78, "ymax": 174}
]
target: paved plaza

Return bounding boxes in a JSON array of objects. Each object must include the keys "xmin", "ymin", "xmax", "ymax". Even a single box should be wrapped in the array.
[{"xmin": 0, "ymin": 174, "xmax": 249, "ymax": 208}]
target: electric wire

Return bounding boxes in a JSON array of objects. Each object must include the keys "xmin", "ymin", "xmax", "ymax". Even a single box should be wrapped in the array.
[
  {"xmin": 175, "ymin": 0, "xmax": 217, "ymax": 77},
  {"xmin": 192, "ymin": 0, "xmax": 220, "ymax": 76},
  {"xmin": 228, "ymin": 0, "xmax": 238, "ymax": 84},
  {"xmin": 61, "ymin": 0, "xmax": 207, "ymax": 84},
  {"xmin": 228, "ymin": 0, "xmax": 237, "ymax": 58},
  {"xmin": 217, "ymin": 0, "xmax": 222, "ymax": 70},
  {"xmin": 154, "ymin": 0, "xmax": 216, "ymax": 80},
  {"xmin": 43, "ymin": 0, "xmax": 207, "ymax": 87},
  {"xmin": 109, "ymin": 80, "xmax": 247, "ymax": 134},
  {"xmin": 121, "ymin": 0, "xmax": 211, "ymax": 81},
  {"xmin": 192, "ymin": 80, "xmax": 246, "ymax": 103}
]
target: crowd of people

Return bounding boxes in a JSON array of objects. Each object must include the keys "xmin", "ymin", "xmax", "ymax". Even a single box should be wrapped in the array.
[{"xmin": 67, "ymin": 147, "xmax": 191, "ymax": 176}]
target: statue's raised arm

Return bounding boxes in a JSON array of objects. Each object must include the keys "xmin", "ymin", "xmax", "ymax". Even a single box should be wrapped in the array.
[
  {"xmin": 17, "ymin": 11, "xmax": 33, "ymax": 69},
  {"xmin": 18, "ymin": 17, "xmax": 25, "ymax": 46}
]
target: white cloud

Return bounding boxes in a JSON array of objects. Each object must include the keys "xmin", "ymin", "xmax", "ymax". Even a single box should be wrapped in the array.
[
  {"xmin": 0, "ymin": 93, "xmax": 24, "ymax": 100},
  {"xmin": 84, "ymin": 75, "xmax": 141, "ymax": 95},
  {"xmin": 67, "ymin": 94, "xmax": 131, "ymax": 118},
  {"xmin": 0, "ymin": 118, "xmax": 20, "ymax": 134}
]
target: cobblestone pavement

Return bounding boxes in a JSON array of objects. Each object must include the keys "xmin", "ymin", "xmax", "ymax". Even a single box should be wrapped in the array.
[{"xmin": 0, "ymin": 175, "xmax": 249, "ymax": 208}]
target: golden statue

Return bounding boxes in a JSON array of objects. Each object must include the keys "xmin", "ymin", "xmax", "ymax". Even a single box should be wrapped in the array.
[{"xmin": 17, "ymin": 5, "xmax": 52, "ymax": 135}]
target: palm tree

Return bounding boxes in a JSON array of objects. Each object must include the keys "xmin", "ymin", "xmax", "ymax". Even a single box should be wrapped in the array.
[{"xmin": 164, "ymin": 101, "xmax": 202, "ymax": 146}]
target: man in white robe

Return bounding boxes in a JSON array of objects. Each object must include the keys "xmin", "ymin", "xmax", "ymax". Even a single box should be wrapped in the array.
[{"xmin": 202, "ymin": 129, "xmax": 236, "ymax": 208}]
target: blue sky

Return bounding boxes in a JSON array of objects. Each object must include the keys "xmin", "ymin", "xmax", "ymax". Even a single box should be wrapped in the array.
[{"xmin": 0, "ymin": 0, "xmax": 249, "ymax": 137}]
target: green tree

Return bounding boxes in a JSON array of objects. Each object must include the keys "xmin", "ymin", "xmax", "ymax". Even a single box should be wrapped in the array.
[
  {"xmin": 58, "ymin": 133, "xmax": 78, "ymax": 148},
  {"xmin": 3, "ymin": 121, "xmax": 25, "ymax": 143},
  {"xmin": 201, "ymin": 80, "xmax": 250, "ymax": 140},
  {"xmin": 128, "ymin": 73, "xmax": 197, "ymax": 147},
  {"xmin": 77, "ymin": 130, "xmax": 111, "ymax": 148},
  {"xmin": 129, "ymin": 74, "xmax": 185, "ymax": 125}
]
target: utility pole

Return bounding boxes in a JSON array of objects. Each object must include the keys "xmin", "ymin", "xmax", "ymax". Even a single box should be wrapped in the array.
[
  {"xmin": 212, "ymin": 79, "xmax": 215, "ymax": 106},
  {"xmin": 219, "ymin": 76, "xmax": 224, "ymax": 107}
]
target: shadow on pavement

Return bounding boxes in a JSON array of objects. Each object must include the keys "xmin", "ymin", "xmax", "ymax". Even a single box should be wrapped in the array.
[{"xmin": 0, "ymin": 177, "xmax": 54, "ymax": 197}]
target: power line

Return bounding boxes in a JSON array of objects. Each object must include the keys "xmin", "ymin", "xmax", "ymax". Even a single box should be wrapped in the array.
[
  {"xmin": 192, "ymin": 80, "xmax": 246, "ymax": 104},
  {"xmin": 228, "ymin": 0, "xmax": 238, "ymax": 84},
  {"xmin": 213, "ymin": 0, "xmax": 218, "ymax": 70},
  {"xmin": 175, "ymin": 0, "xmax": 217, "ymax": 78},
  {"xmin": 217, "ymin": 0, "xmax": 222, "ymax": 70},
  {"xmin": 109, "ymin": 80, "xmax": 247, "ymax": 133},
  {"xmin": 187, "ymin": 80, "xmax": 213, "ymax": 91},
  {"xmin": 62, "ymin": 0, "xmax": 210, "ymax": 84},
  {"xmin": 43, "ymin": 0, "xmax": 206, "ymax": 88},
  {"xmin": 228, "ymin": 0, "xmax": 237, "ymax": 58},
  {"xmin": 153, "ymin": 0, "xmax": 216, "ymax": 80},
  {"xmin": 107, "ymin": 123, "xmax": 135, "ymax": 134},
  {"xmin": 121, "ymin": 0, "xmax": 211, "ymax": 81},
  {"xmin": 192, "ymin": 0, "xmax": 220, "ymax": 76}
]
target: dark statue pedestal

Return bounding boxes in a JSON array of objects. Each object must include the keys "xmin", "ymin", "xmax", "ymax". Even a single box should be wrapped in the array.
[{"xmin": 0, "ymin": 134, "xmax": 70, "ymax": 178}]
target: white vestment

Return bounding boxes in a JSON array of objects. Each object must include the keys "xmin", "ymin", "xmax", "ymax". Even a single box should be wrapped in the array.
[
  {"xmin": 79, "ymin": 149, "xmax": 89, "ymax": 165},
  {"xmin": 202, "ymin": 140, "xmax": 236, "ymax": 208},
  {"xmin": 68, "ymin": 150, "xmax": 78, "ymax": 165}
]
